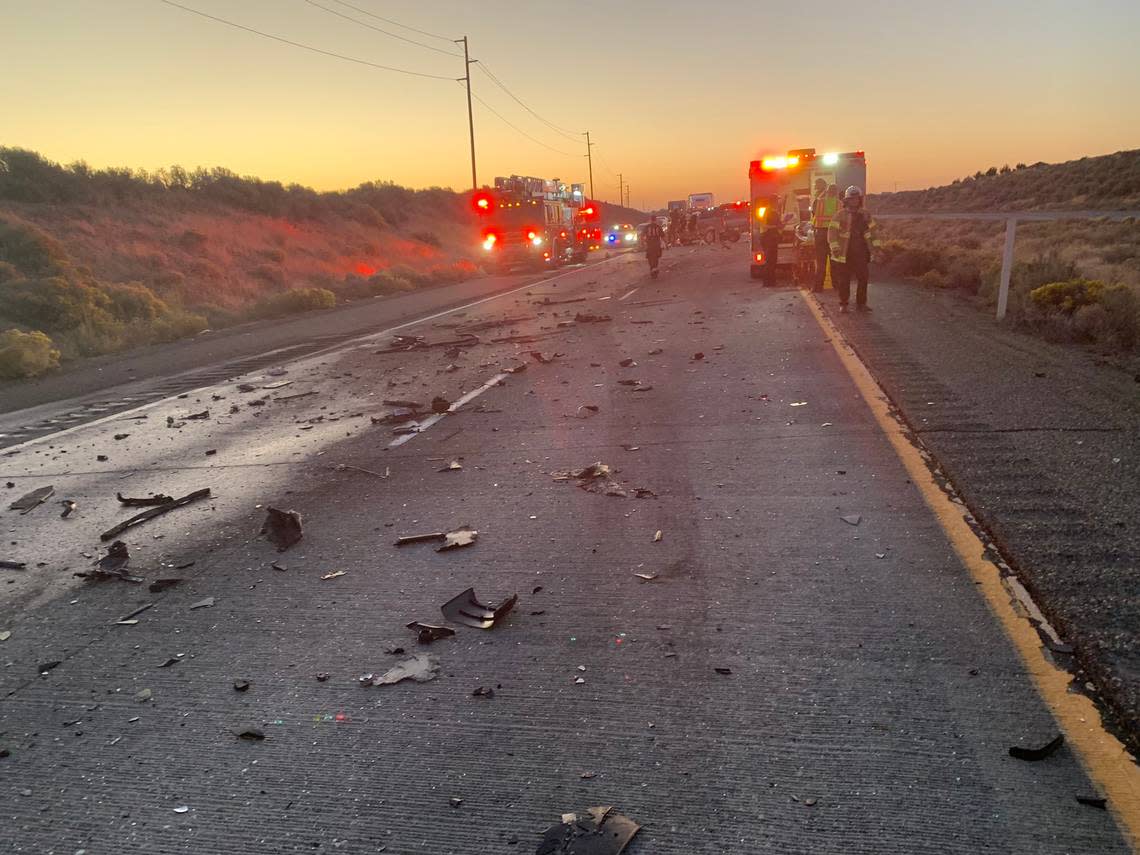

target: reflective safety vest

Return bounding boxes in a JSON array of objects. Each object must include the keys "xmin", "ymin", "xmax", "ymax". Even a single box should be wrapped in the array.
[
  {"xmin": 811, "ymin": 194, "xmax": 839, "ymax": 228},
  {"xmin": 828, "ymin": 208, "xmax": 879, "ymax": 263}
]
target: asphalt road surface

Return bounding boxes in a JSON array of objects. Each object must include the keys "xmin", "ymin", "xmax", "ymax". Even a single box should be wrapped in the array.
[{"xmin": 1, "ymin": 245, "xmax": 1136, "ymax": 853}]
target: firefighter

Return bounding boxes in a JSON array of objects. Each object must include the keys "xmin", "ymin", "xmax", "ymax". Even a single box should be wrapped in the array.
[
  {"xmin": 670, "ymin": 209, "xmax": 686, "ymax": 246},
  {"xmin": 644, "ymin": 214, "xmax": 666, "ymax": 278},
  {"xmin": 828, "ymin": 185, "xmax": 878, "ymax": 312},
  {"xmin": 811, "ymin": 181, "xmax": 840, "ymax": 293},
  {"xmin": 759, "ymin": 195, "xmax": 782, "ymax": 288}
]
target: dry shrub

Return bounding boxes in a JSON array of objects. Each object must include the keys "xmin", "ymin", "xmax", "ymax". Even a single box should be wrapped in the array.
[{"xmin": 0, "ymin": 328, "xmax": 60, "ymax": 378}]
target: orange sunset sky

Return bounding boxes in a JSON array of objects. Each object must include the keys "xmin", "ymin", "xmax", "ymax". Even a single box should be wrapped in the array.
[{"xmin": 3, "ymin": 0, "xmax": 1138, "ymax": 209}]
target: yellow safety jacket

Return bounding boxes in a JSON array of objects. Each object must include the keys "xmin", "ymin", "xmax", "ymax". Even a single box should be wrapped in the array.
[
  {"xmin": 811, "ymin": 194, "xmax": 839, "ymax": 229},
  {"xmin": 828, "ymin": 208, "xmax": 879, "ymax": 263}
]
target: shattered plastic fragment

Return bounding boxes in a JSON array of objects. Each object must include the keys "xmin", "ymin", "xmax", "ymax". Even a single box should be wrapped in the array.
[
  {"xmin": 9, "ymin": 486, "xmax": 54, "ymax": 514},
  {"xmin": 261, "ymin": 507, "xmax": 303, "ymax": 552},
  {"xmin": 406, "ymin": 621, "xmax": 456, "ymax": 645},
  {"xmin": 714, "ymin": 667, "xmax": 732, "ymax": 675},
  {"xmin": 320, "ymin": 571, "xmax": 347, "ymax": 580},
  {"xmin": 1076, "ymin": 796, "xmax": 1107, "ymax": 810},
  {"xmin": 438, "ymin": 526, "xmax": 479, "ymax": 551},
  {"xmin": 841, "ymin": 514, "xmax": 862, "ymax": 526},
  {"xmin": 472, "ymin": 686, "xmax": 494, "ymax": 698},
  {"xmin": 536, "ymin": 806, "xmax": 640, "ymax": 855},
  {"xmin": 439, "ymin": 461, "xmax": 463, "ymax": 472},
  {"xmin": 367, "ymin": 654, "xmax": 440, "ymax": 686},
  {"xmin": 237, "ymin": 728, "xmax": 265, "ymax": 741},
  {"xmin": 441, "ymin": 587, "xmax": 518, "ymax": 629},
  {"xmin": 233, "ymin": 679, "xmax": 250, "ymax": 692},
  {"xmin": 188, "ymin": 597, "xmax": 215, "ymax": 610},
  {"xmin": 653, "ymin": 530, "xmax": 663, "ymax": 542},
  {"xmin": 1009, "ymin": 734, "xmax": 1064, "ymax": 761},
  {"xmin": 60, "ymin": 500, "xmax": 77, "ymax": 518}
]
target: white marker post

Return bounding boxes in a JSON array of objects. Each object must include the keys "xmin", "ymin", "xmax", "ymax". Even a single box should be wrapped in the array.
[{"xmin": 996, "ymin": 217, "xmax": 1017, "ymax": 321}]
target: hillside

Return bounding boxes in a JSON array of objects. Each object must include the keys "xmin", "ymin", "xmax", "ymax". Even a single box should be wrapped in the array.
[
  {"xmin": 870, "ymin": 149, "xmax": 1140, "ymax": 212},
  {"xmin": 0, "ymin": 148, "xmax": 643, "ymax": 378}
]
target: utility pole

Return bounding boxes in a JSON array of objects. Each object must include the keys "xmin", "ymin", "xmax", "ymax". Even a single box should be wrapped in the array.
[
  {"xmin": 617, "ymin": 173, "xmax": 622, "ymax": 206},
  {"xmin": 583, "ymin": 131, "xmax": 595, "ymax": 199},
  {"xmin": 624, "ymin": 184, "xmax": 630, "ymax": 209},
  {"xmin": 456, "ymin": 36, "xmax": 477, "ymax": 191}
]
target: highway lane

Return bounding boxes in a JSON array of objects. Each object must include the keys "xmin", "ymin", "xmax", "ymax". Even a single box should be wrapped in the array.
[{"xmin": 0, "ymin": 244, "xmax": 1135, "ymax": 853}]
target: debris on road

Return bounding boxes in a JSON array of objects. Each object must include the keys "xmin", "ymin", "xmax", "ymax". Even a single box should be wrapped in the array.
[
  {"xmin": 233, "ymin": 679, "xmax": 250, "ymax": 692},
  {"xmin": 714, "ymin": 667, "xmax": 732, "ymax": 675},
  {"xmin": 536, "ymin": 806, "xmax": 640, "ymax": 855},
  {"xmin": 60, "ymin": 500, "xmax": 77, "ymax": 518},
  {"xmin": 363, "ymin": 653, "xmax": 440, "ymax": 686},
  {"xmin": 383, "ymin": 399, "xmax": 425, "ymax": 410},
  {"xmin": 841, "ymin": 514, "xmax": 862, "ymax": 526},
  {"xmin": 0, "ymin": 631, "xmax": 10, "ymax": 642},
  {"xmin": 407, "ymin": 622, "xmax": 456, "ymax": 645},
  {"xmin": 438, "ymin": 461, "xmax": 463, "ymax": 472},
  {"xmin": 0, "ymin": 560, "xmax": 27, "ymax": 570},
  {"xmin": 372, "ymin": 408, "xmax": 421, "ymax": 426},
  {"xmin": 320, "ymin": 571, "xmax": 347, "ymax": 581},
  {"xmin": 148, "ymin": 578, "xmax": 182, "ymax": 593},
  {"xmin": 9, "ymin": 486, "xmax": 54, "ymax": 514},
  {"xmin": 395, "ymin": 531, "xmax": 446, "ymax": 546},
  {"xmin": 442, "ymin": 587, "xmax": 518, "ymax": 629},
  {"xmin": 117, "ymin": 603, "xmax": 154, "ymax": 624},
  {"xmin": 551, "ymin": 462, "xmax": 652, "ymax": 500},
  {"xmin": 261, "ymin": 507, "xmax": 303, "ymax": 552},
  {"xmin": 101, "ymin": 488, "xmax": 212, "ymax": 541},
  {"xmin": 529, "ymin": 351, "xmax": 558, "ymax": 364},
  {"xmin": 574, "ymin": 312, "xmax": 612, "ymax": 324},
  {"xmin": 134, "ymin": 688, "xmax": 152, "ymax": 703},
  {"xmin": 438, "ymin": 526, "xmax": 479, "ymax": 551},
  {"xmin": 1075, "ymin": 796, "xmax": 1107, "ymax": 810},
  {"xmin": 76, "ymin": 541, "xmax": 142, "ymax": 583},
  {"xmin": 188, "ymin": 597, "xmax": 215, "ymax": 610},
  {"xmin": 237, "ymin": 728, "xmax": 266, "ymax": 741},
  {"xmin": 116, "ymin": 493, "xmax": 174, "ymax": 507},
  {"xmin": 472, "ymin": 686, "xmax": 494, "ymax": 698},
  {"xmin": 653, "ymin": 530, "xmax": 663, "ymax": 542},
  {"xmin": 333, "ymin": 463, "xmax": 387, "ymax": 477},
  {"xmin": 692, "ymin": 352, "xmax": 705, "ymax": 361},
  {"xmin": 619, "ymin": 358, "xmax": 636, "ymax": 367},
  {"xmin": 633, "ymin": 572, "xmax": 659, "ymax": 581},
  {"xmin": 180, "ymin": 410, "xmax": 210, "ymax": 421},
  {"xmin": 38, "ymin": 661, "xmax": 62, "ymax": 675},
  {"xmin": 503, "ymin": 362, "xmax": 528, "ymax": 374},
  {"xmin": 1009, "ymin": 734, "xmax": 1064, "ymax": 761},
  {"xmin": 431, "ymin": 396, "xmax": 452, "ymax": 414},
  {"xmin": 790, "ymin": 401, "xmax": 808, "ymax": 407},
  {"xmin": 575, "ymin": 404, "xmax": 599, "ymax": 418}
]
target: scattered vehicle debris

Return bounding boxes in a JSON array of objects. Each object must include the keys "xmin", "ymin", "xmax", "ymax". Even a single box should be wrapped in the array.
[
  {"xmin": 180, "ymin": 410, "xmax": 210, "ymax": 421},
  {"xmin": 449, "ymin": 797, "xmax": 463, "ymax": 808},
  {"xmin": 38, "ymin": 661, "xmax": 62, "ymax": 675},
  {"xmin": 158, "ymin": 657, "xmax": 179, "ymax": 668},
  {"xmin": 574, "ymin": 312, "xmax": 612, "ymax": 324},
  {"xmin": 101, "ymin": 488, "xmax": 212, "ymax": 541},
  {"xmin": 372, "ymin": 408, "xmax": 421, "ymax": 426},
  {"xmin": 114, "ymin": 433, "xmax": 130, "ymax": 440},
  {"xmin": 432, "ymin": 396, "xmax": 452, "ymax": 414},
  {"xmin": 276, "ymin": 391, "xmax": 318, "ymax": 402},
  {"xmin": 148, "ymin": 578, "xmax": 182, "ymax": 593},
  {"xmin": 653, "ymin": 530, "xmax": 663, "ymax": 542},
  {"xmin": 261, "ymin": 507, "xmax": 303, "ymax": 552},
  {"xmin": 648, "ymin": 348, "xmax": 663, "ymax": 355},
  {"xmin": 529, "ymin": 351, "xmax": 557, "ymax": 364},
  {"xmin": 60, "ymin": 500, "xmax": 77, "ymax": 519},
  {"xmin": 0, "ymin": 560, "xmax": 27, "ymax": 570},
  {"xmin": 438, "ymin": 461, "xmax": 463, "ymax": 472},
  {"xmin": 233, "ymin": 679, "xmax": 250, "ymax": 692},
  {"xmin": 441, "ymin": 587, "xmax": 518, "ymax": 629},
  {"xmin": 321, "ymin": 571, "xmax": 347, "ymax": 581},
  {"xmin": 503, "ymin": 362, "xmax": 528, "ymax": 374},
  {"xmin": 1009, "ymin": 734, "xmax": 1064, "ymax": 761},
  {"xmin": 237, "ymin": 728, "xmax": 265, "ymax": 741},
  {"xmin": 9, "ymin": 486, "xmax": 54, "ymax": 514},
  {"xmin": 116, "ymin": 493, "xmax": 175, "ymax": 507},
  {"xmin": 134, "ymin": 688, "xmax": 153, "ymax": 703},
  {"xmin": 0, "ymin": 631, "xmax": 10, "ymax": 642},
  {"xmin": 362, "ymin": 654, "xmax": 440, "ymax": 686},
  {"xmin": 76, "ymin": 541, "xmax": 142, "ymax": 583},
  {"xmin": 472, "ymin": 686, "xmax": 494, "ymax": 698},
  {"xmin": 188, "ymin": 597, "xmax": 215, "ymax": 610},
  {"xmin": 633, "ymin": 572, "xmax": 659, "ymax": 581},
  {"xmin": 395, "ymin": 531, "xmax": 446, "ymax": 546},
  {"xmin": 536, "ymin": 806, "xmax": 640, "ymax": 855},
  {"xmin": 575, "ymin": 405, "xmax": 599, "ymax": 418},
  {"xmin": 790, "ymin": 401, "xmax": 808, "ymax": 407},
  {"xmin": 266, "ymin": 367, "xmax": 288, "ymax": 377},
  {"xmin": 692, "ymin": 352, "xmax": 705, "ymax": 361},
  {"xmin": 406, "ymin": 622, "xmax": 456, "ymax": 645},
  {"xmin": 334, "ymin": 463, "xmax": 387, "ymax": 477},
  {"xmin": 551, "ymin": 462, "xmax": 636, "ymax": 498},
  {"xmin": 1075, "ymin": 796, "xmax": 1107, "ymax": 810},
  {"xmin": 117, "ymin": 603, "xmax": 154, "ymax": 623},
  {"xmin": 439, "ymin": 526, "xmax": 479, "ymax": 551},
  {"xmin": 383, "ymin": 399, "xmax": 425, "ymax": 410},
  {"xmin": 315, "ymin": 672, "xmax": 330, "ymax": 682},
  {"xmin": 262, "ymin": 381, "xmax": 292, "ymax": 390},
  {"xmin": 840, "ymin": 514, "xmax": 862, "ymax": 526},
  {"xmin": 619, "ymin": 358, "xmax": 636, "ymax": 367}
]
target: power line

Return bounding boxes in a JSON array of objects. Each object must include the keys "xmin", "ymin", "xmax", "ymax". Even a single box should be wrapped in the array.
[
  {"xmin": 302, "ymin": 0, "xmax": 461, "ymax": 57},
  {"xmin": 157, "ymin": 0, "xmax": 455, "ymax": 80},
  {"xmin": 458, "ymin": 82, "xmax": 577, "ymax": 158},
  {"xmin": 327, "ymin": 0, "xmax": 456, "ymax": 44},
  {"xmin": 475, "ymin": 62, "xmax": 581, "ymax": 141}
]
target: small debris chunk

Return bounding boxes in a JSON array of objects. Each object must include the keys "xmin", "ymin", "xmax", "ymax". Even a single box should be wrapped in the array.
[
  {"xmin": 406, "ymin": 622, "xmax": 456, "ymax": 645},
  {"xmin": 189, "ymin": 597, "xmax": 215, "ymax": 610},
  {"xmin": 841, "ymin": 514, "xmax": 862, "ymax": 526},
  {"xmin": 233, "ymin": 679, "xmax": 251, "ymax": 692},
  {"xmin": 441, "ymin": 587, "xmax": 518, "ymax": 629},
  {"xmin": 365, "ymin": 654, "xmax": 440, "ymax": 686},
  {"xmin": 101, "ymin": 488, "xmax": 212, "ymax": 541},
  {"xmin": 148, "ymin": 578, "xmax": 182, "ymax": 593},
  {"xmin": 438, "ymin": 526, "xmax": 479, "ymax": 551},
  {"xmin": 237, "ymin": 728, "xmax": 265, "ymax": 741},
  {"xmin": 1009, "ymin": 734, "xmax": 1064, "ymax": 761},
  {"xmin": 116, "ymin": 493, "xmax": 175, "ymax": 507},
  {"xmin": 536, "ymin": 806, "xmax": 640, "ymax": 855},
  {"xmin": 431, "ymin": 396, "xmax": 451, "ymax": 414},
  {"xmin": 60, "ymin": 500, "xmax": 78, "ymax": 518},
  {"xmin": 320, "ymin": 570, "xmax": 347, "ymax": 581},
  {"xmin": 9, "ymin": 486, "xmax": 54, "ymax": 514},
  {"xmin": 472, "ymin": 686, "xmax": 494, "ymax": 698},
  {"xmin": 261, "ymin": 507, "xmax": 303, "ymax": 552}
]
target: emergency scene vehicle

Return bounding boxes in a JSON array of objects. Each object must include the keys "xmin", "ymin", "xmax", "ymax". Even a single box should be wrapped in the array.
[
  {"xmin": 748, "ymin": 148, "xmax": 866, "ymax": 281},
  {"xmin": 471, "ymin": 175, "xmax": 598, "ymax": 273}
]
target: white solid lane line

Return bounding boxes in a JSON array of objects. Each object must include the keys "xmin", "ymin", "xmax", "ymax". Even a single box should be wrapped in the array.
[{"xmin": 388, "ymin": 372, "xmax": 510, "ymax": 448}]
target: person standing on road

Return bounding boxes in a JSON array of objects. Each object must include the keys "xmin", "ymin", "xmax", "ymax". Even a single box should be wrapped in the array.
[
  {"xmin": 811, "ymin": 181, "xmax": 839, "ymax": 293},
  {"xmin": 644, "ymin": 215, "xmax": 666, "ymax": 278},
  {"xmin": 759, "ymin": 195, "xmax": 782, "ymax": 288},
  {"xmin": 828, "ymin": 185, "xmax": 878, "ymax": 312}
]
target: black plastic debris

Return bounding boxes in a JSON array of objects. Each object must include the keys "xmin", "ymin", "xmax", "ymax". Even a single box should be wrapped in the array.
[
  {"xmin": 101, "ymin": 488, "xmax": 212, "ymax": 541},
  {"xmin": 395, "ymin": 532, "xmax": 446, "ymax": 547},
  {"xmin": 148, "ymin": 578, "xmax": 182, "ymax": 593},
  {"xmin": 237, "ymin": 728, "xmax": 265, "ymax": 741},
  {"xmin": 60, "ymin": 500, "xmax": 77, "ymax": 518},
  {"xmin": 1075, "ymin": 796, "xmax": 1107, "ymax": 810},
  {"xmin": 442, "ymin": 587, "xmax": 518, "ymax": 630},
  {"xmin": 9, "ymin": 486, "xmax": 54, "ymax": 514},
  {"xmin": 1009, "ymin": 734, "xmax": 1064, "ymax": 761},
  {"xmin": 0, "ymin": 560, "xmax": 27, "ymax": 570},
  {"xmin": 315, "ymin": 672, "xmax": 330, "ymax": 682},
  {"xmin": 158, "ymin": 657, "xmax": 179, "ymax": 668},
  {"xmin": 406, "ymin": 621, "xmax": 456, "ymax": 645},
  {"xmin": 536, "ymin": 806, "xmax": 640, "ymax": 855},
  {"xmin": 431, "ymin": 396, "xmax": 452, "ymax": 414},
  {"xmin": 37, "ymin": 661, "xmax": 62, "ymax": 675},
  {"xmin": 117, "ymin": 603, "xmax": 154, "ymax": 624},
  {"xmin": 117, "ymin": 493, "xmax": 175, "ymax": 507},
  {"xmin": 77, "ymin": 541, "xmax": 142, "ymax": 583},
  {"xmin": 552, "ymin": 463, "xmax": 640, "ymax": 499},
  {"xmin": 114, "ymin": 433, "xmax": 130, "ymax": 440},
  {"xmin": 261, "ymin": 507, "xmax": 303, "ymax": 552},
  {"xmin": 233, "ymin": 679, "xmax": 251, "ymax": 692},
  {"xmin": 237, "ymin": 383, "xmax": 258, "ymax": 393},
  {"xmin": 714, "ymin": 667, "xmax": 733, "ymax": 675},
  {"xmin": 472, "ymin": 687, "xmax": 494, "ymax": 698},
  {"xmin": 449, "ymin": 797, "xmax": 463, "ymax": 808},
  {"xmin": 181, "ymin": 410, "xmax": 210, "ymax": 421}
]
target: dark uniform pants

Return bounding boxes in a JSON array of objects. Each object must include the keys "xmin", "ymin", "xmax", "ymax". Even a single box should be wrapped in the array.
[
  {"xmin": 762, "ymin": 231, "xmax": 780, "ymax": 287},
  {"xmin": 833, "ymin": 257, "xmax": 868, "ymax": 306},
  {"xmin": 814, "ymin": 232, "xmax": 830, "ymax": 291}
]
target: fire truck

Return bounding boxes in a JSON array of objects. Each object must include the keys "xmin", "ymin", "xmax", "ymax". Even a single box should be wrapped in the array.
[
  {"xmin": 472, "ymin": 176, "xmax": 599, "ymax": 272},
  {"xmin": 748, "ymin": 149, "xmax": 866, "ymax": 282}
]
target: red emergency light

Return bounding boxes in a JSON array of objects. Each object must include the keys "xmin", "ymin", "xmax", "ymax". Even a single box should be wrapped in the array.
[
  {"xmin": 481, "ymin": 228, "xmax": 501, "ymax": 251},
  {"xmin": 754, "ymin": 251, "xmax": 765, "ymax": 263},
  {"xmin": 579, "ymin": 201, "xmax": 600, "ymax": 221},
  {"xmin": 472, "ymin": 190, "xmax": 495, "ymax": 214}
]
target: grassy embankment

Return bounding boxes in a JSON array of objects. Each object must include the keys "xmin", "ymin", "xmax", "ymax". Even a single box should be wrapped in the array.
[{"xmin": 868, "ymin": 150, "xmax": 1140, "ymax": 352}]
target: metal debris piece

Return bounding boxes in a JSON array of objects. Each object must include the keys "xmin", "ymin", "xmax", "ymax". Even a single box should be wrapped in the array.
[
  {"xmin": 188, "ymin": 597, "xmax": 215, "ymax": 610},
  {"xmin": 536, "ymin": 806, "xmax": 640, "ymax": 855},
  {"xmin": 438, "ymin": 526, "xmax": 479, "ymax": 551},
  {"xmin": 0, "ymin": 560, "xmax": 27, "ymax": 570},
  {"xmin": 395, "ymin": 532, "xmax": 446, "ymax": 547},
  {"xmin": 38, "ymin": 661, "xmax": 62, "ymax": 675},
  {"xmin": 618, "ymin": 358, "xmax": 636, "ymax": 367},
  {"xmin": 438, "ymin": 461, "xmax": 463, "ymax": 472},
  {"xmin": 334, "ymin": 463, "xmax": 385, "ymax": 477},
  {"xmin": 1009, "ymin": 734, "xmax": 1064, "ymax": 761},
  {"xmin": 840, "ymin": 514, "xmax": 862, "ymax": 526},
  {"xmin": 9, "ymin": 486, "xmax": 54, "ymax": 514},
  {"xmin": 441, "ymin": 587, "xmax": 518, "ymax": 629},
  {"xmin": 60, "ymin": 500, "xmax": 78, "ymax": 518},
  {"xmin": 365, "ymin": 654, "xmax": 440, "ymax": 686},
  {"xmin": 790, "ymin": 401, "xmax": 808, "ymax": 407},
  {"xmin": 372, "ymin": 408, "xmax": 421, "ymax": 426},
  {"xmin": 406, "ymin": 622, "xmax": 456, "ymax": 645},
  {"xmin": 158, "ymin": 657, "xmax": 179, "ymax": 668},
  {"xmin": 260, "ymin": 507, "xmax": 303, "ymax": 552},
  {"xmin": 262, "ymin": 381, "xmax": 292, "ymax": 390},
  {"xmin": 149, "ymin": 578, "xmax": 182, "ymax": 593},
  {"xmin": 431, "ymin": 396, "xmax": 452, "ymax": 414},
  {"xmin": 321, "ymin": 571, "xmax": 347, "ymax": 581},
  {"xmin": 116, "ymin": 493, "xmax": 175, "ymax": 507},
  {"xmin": 101, "ymin": 488, "xmax": 212, "ymax": 541}
]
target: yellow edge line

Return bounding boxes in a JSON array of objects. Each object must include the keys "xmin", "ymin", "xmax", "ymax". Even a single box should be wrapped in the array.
[{"xmin": 800, "ymin": 290, "xmax": 1140, "ymax": 849}]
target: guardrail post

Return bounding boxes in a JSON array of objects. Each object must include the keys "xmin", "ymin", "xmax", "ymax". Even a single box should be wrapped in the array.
[{"xmin": 996, "ymin": 217, "xmax": 1017, "ymax": 321}]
